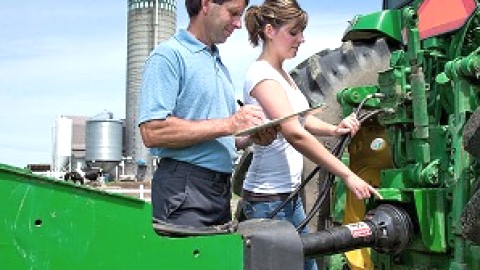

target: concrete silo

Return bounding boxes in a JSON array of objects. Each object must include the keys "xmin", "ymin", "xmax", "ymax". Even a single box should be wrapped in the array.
[{"xmin": 125, "ymin": 0, "xmax": 176, "ymax": 180}]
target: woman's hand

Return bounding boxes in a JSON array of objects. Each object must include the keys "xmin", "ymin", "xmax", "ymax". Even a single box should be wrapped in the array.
[
  {"xmin": 333, "ymin": 113, "xmax": 360, "ymax": 136},
  {"xmin": 343, "ymin": 174, "xmax": 383, "ymax": 200}
]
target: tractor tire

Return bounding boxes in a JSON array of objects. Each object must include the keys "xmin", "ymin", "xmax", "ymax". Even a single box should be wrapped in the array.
[
  {"xmin": 461, "ymin": 177, "xmax": 480, "ymax": 245},
  {"xmin": 232, "ymin": 148, "xmax": 253, "ymax": 197},
  {"xmin": 461, "ymin": 103, "xmax": 480, "ymax": 245},
  {"xmin": 290, "ymin": 38, "xmax": 392, "ymax": 232},
  {"xmin": 463, "ymin": 107, "xmax": 480, "ymax": 159}
]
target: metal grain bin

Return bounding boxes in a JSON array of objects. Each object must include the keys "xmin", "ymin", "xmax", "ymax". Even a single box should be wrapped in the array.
[{"xmin": 85, "ymin": 120, "xmax": 123, "ymax": 173}]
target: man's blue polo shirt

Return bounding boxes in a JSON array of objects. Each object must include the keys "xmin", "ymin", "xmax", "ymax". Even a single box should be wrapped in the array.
[{"xmin": 138, "ymin": 29, "xmax": 237, "ymax": 173}]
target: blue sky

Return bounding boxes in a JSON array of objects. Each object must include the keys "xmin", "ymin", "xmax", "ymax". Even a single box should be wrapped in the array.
[{"xmin": 0, "ymin": 1, "xmax": 379, "ymax": 168}]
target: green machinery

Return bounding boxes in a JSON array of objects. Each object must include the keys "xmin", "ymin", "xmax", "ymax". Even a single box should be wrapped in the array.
[
  {"xmin": 2, "ymin": 0, "xmax": 480, "ymax": 269},
  {"xmin": 287, "ymin": 0, "xmax": 480, "ymax": 268}
]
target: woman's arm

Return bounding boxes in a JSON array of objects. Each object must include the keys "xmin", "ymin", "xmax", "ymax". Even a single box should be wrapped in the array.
[{"xmin": 251, "ymin": 80, "xmax": 380, "ymax": 199}]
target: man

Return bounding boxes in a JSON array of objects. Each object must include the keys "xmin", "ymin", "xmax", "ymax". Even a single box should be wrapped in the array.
[{"xmin": 138, "ymin": 0, "xmax": 275, "ymax": 227}]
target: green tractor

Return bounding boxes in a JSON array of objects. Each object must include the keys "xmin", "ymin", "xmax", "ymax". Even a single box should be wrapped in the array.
[
  {"xmin": 1, "ymin": 0, "xmax": 480, "ymax": 269},
  {"xmin": 282, "ymin": 0, "xmax": 480, "ymax": 268}
]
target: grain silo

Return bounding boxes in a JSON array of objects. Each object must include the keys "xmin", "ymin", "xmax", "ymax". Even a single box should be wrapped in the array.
[
  {"xmin": 125, "ymin": 0, "xmax": 176, "ymax": 180},
  {"xmin": 85, "ymin": 119, "xmax": 123, "ymax": 174},
  {"xmin": 52, "ymin": 116, "xmax": 73, "ymax": 172}
]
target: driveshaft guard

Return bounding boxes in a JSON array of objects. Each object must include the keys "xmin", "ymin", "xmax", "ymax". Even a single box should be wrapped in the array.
[{"xmin": 237, "ymin": 219, "xmax": 304, "ymax": 270}]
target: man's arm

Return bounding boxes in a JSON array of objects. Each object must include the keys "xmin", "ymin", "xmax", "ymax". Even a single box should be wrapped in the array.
[
  {"xmin": 140, "ymin": 116, "xmax": 232, "ymax": 148},
  {"xmin": 140, "ymin": 104, "xmax": 266, "ymax": 148}
]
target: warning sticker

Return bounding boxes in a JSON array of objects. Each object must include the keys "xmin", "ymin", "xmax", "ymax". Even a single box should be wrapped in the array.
[{"xmin": 345, "ymin": 222, "xmax": 372, "ymax": 238}]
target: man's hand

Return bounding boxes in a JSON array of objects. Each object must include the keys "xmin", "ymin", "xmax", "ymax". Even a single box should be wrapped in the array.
[
  {"xmin": 230, "ymin": 104, "xmax": 266, "ymax": 133},
  {"xmin": 250, "ymin": 125, "xmax": 279, "ymax": 146}
]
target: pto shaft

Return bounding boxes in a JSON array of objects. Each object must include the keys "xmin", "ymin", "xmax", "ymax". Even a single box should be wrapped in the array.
[{"xmin": 301, "ymin": 204, "xmax": 413, "ymax": 257}]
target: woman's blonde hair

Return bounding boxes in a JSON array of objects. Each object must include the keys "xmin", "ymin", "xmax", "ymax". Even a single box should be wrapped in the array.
[{"xmin": 244, "ymin": 0, "xmax": 308, "ymax": 47}]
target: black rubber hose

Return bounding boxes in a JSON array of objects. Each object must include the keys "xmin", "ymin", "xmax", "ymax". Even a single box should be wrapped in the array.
[
  {"xmin": 296, "ymin": 174, "xmax": 336, "ymax": 232},
  {"xmin": 268, "ymin": 132, "xmax": 346, "ymax": 219},
  {"xmin": 267, "ymin": 165, "xmax": 321, "ymax": 218},
  {"xmin": 297, "ymin": 109, "xmax": 386, "ymax": 232},
  {"xmin": 295, "ymin": 100, "xmax": 385, "ymax": 231},
  {"xmin": 296, "ymin": 135, "xmax": 348, "ymax": 232}
]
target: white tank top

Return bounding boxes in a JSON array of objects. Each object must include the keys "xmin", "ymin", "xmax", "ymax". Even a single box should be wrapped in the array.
[{"xmin": 243, "ymin": 60, "xmax": 310, "ymax": 194}]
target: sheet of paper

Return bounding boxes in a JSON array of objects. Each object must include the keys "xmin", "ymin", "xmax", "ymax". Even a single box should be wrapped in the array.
[{"xmin": 234, "ymin": 103, "xmax": 325, "ymax": 137}]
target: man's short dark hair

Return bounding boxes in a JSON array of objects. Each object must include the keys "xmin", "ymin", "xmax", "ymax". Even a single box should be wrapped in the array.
[{"xmin": 185, "ymin": 0, "xmax": 250, "ymax": 18}]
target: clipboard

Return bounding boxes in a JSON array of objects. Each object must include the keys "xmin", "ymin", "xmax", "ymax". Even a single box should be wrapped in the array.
[{"xmin": 234, "ymin": 103, "xmax": 325, "ymax": 137}]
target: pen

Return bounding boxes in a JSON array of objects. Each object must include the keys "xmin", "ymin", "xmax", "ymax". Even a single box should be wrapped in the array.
[{"xmin": 237, "ymin": 100, "xmax": 244, "ymax": 107}]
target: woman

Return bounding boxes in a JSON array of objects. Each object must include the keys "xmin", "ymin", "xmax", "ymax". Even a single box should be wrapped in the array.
[{"xmin": 241, "ymin": 1, "xmax": 381, "ymax": 269}]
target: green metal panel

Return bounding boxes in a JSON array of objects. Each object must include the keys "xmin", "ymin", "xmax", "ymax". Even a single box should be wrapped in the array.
[
  {"xmin": 413, "ymin": 189, "xmax": 447, "ymax": 252},
  {"xmin": 342, "ymin": 10, "xmax": 403, "ymax": 42},
  {"xmin": 0, "ymin": 164, "xmax": 244, "ymax": 270}
]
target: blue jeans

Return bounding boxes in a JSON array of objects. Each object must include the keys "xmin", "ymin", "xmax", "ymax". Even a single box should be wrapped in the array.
[{"xmin": 242, "ymin": 197, "xmax": 318, "ymax": 270}]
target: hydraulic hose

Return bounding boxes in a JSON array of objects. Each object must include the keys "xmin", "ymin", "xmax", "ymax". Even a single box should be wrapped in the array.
[
  {"xmin": 296, "ymin": 109, "xmax": 386, "ymax": 232},
  {"xmin": 267, "ymin": 165, "xmax": 321, "ymax": 219}
]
